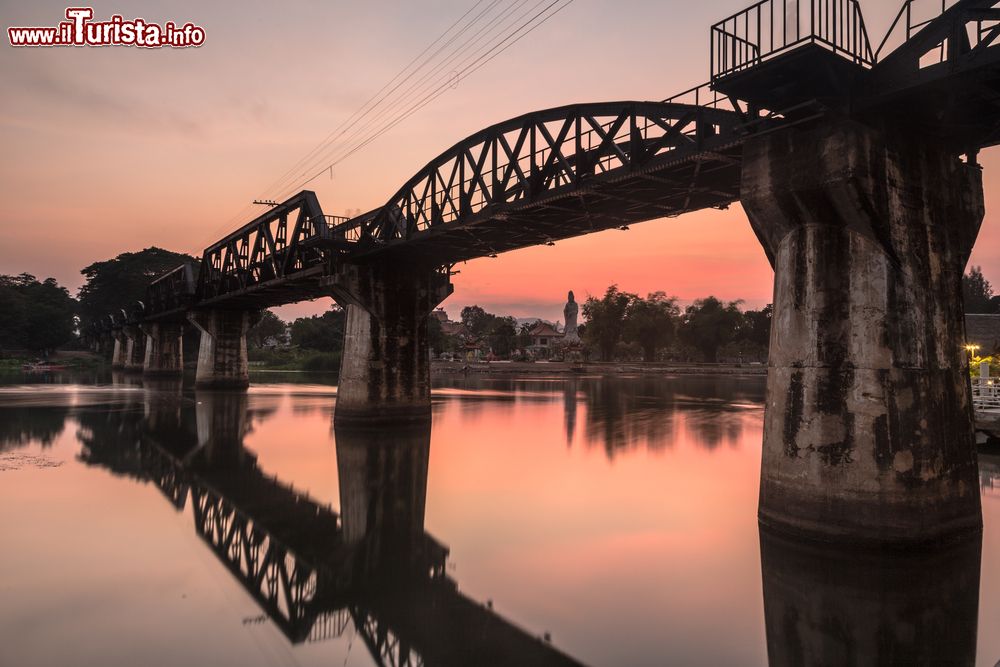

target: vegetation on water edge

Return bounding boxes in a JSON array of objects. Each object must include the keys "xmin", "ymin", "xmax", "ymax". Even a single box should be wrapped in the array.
[
  {"xmin": 248, "ymin": 347, "xmax": 340, "ymax": 373},
  {"xmin": 2, "ymin": 247, "xmax": 997, "ymax": 368},
  {"xmin": 0, "ymin": 354, "xmax": 106, "ymax": 371}
]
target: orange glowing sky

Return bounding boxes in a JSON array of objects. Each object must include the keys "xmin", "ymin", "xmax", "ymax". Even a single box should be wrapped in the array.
[{"xmin": 2, "ymin": 0, "xmax": 998, "ymax": 323}]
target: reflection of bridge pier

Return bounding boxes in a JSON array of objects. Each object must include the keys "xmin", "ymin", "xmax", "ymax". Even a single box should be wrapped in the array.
[
  {"xmin": 336, "ymin": 424, "xmax": 439, "ymax": 579},
  {"xmin": 194, "ymin": 391, "xmax": 249, "ymax": 465},
  {"xmin": 760, "ymin": 528, "xmax": 981, "ymax": 665},
  {"xmin": 335, "ymin": 420, "xmax": 583, "ymax": 666},
  {"xmin": 141, "ymin": 377, "xmax": 184, "ymax": 428}
]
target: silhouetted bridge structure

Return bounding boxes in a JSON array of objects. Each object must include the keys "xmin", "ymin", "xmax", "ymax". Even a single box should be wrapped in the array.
[
  {"xmin": 77, "ymin": 389, "xmax": 584, "ymax": 666},
  {"xmin": 84, "ymin": 0, "xmax": 1000, "ymax": 546}
]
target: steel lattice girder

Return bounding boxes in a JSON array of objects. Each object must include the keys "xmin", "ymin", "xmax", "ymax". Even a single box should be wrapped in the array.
[
  {"xmin": 195, "ymin": 190, "xmax": 331, "ymax": 307},
  {"xmin": 144, "ymin": 263, "xmax": 197, "ymax": 320},
  {"xmin": 331, "ymin": 100, "xmax": 744, "ymax": 264},
  {"xmin": 862, "ymin": 0, "xmax": 1000, "ymax": 150}
]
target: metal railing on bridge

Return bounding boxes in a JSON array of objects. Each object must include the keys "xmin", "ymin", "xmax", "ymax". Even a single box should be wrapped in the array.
[
  {"xmin": 974, "ymin": 376, "xmax": 1000, "ymax": 410},
  {"xmin": 711, "ymin": 0, "xmax": 875, "ymax": 80},
  {"xmin": 327, "ymin": 212, "xmax": 372, "ymax": 245}
]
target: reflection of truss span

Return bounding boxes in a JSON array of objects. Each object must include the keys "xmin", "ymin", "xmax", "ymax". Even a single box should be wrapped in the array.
[
  {"xmin": 75, "ymin": 397, "xmax": 591, "ymax": 666},
  {"xmin": 306, "ymin": 609, "xmax": 352, "ymax": 643},
  {"xmin": 93, "ymin": 421, "xmax": 586, "ymax": 666},
  {"xmin": 353, "ymin": 607, "xmax": 425, "ymax": 667},
  {"xmin": 191, "ymin": 484, "xmax": 323, "ymax": 642},
  {"xmin": 147, "ymin": 450, "xmax": 189, "ymax": 511},
  {"xmin": 336, "ymin": 101, "xmax": 744, "ymax": 264},
  {"xmin": 131, "ymin": 441, "xmax": 332, "ymax": 641},
  {"xmin": 134, "ymin": 447, "xmax": 584, "ymax": 665}
]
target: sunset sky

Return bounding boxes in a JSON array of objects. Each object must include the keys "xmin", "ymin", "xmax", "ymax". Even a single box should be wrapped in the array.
[{"xmin": 2, "ymin": 0, "xmax": 998, "ymax": 323}]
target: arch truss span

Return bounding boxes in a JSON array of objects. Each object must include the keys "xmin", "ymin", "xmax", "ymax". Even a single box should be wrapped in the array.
[
  {"xmin": 334, "ymin": 101, "xmax": 747, "ymax": 265},
  {"xmin": 196, "ymin": 190, "xmax": 336, "ymax": 309}
]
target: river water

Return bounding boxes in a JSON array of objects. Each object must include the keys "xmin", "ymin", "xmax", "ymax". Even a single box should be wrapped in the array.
[{"xmin": 1, "ymin": 371, "xmax": 999, "ymax": 666}]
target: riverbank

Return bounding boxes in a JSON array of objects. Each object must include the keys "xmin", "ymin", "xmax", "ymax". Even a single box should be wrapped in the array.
[
  {"xmin": 431, "ymin": 359, "xmax": 768, "ymax": 376},
  {"xmin": 0, "ymin": 350, "xmax": 105, "ymax": 371}
]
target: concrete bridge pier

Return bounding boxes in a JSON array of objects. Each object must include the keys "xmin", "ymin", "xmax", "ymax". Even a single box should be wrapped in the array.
[
  {"xmin": 142, "ymin": 322, "xmax": 184, "ymax": 377},
  {"xmin": 95, "ymin": 334, "xmax": 108, "ymax": 357},
  {"xmin": 188, "ymin": 310, "xmax": 257, "ymax": 389},
  {"xmin": 743, "ymin": 120, "xmax": 984, "ymax": 544},
  {"xmin": 110, "ymin": 330, "xmax": 127, "ymax": 369},
  {"xmin": 122, "ymin": 325, "xmax": 146, "ymax": 373},
  {"xmin": 325, "ymin": 263, "xmax": 453, "ymax": 425}
]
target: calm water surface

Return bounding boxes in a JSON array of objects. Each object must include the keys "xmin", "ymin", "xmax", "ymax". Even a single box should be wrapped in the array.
[{"xmin": 1, "ymin": 371, "xmax": 999, "ymax": 666}]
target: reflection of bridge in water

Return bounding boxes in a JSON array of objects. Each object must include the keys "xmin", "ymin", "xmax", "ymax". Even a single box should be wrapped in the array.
[
  {"xmin": 75, "ymin": 384, "xmax": 584, "ymax": 667},
  {"xmin": 0, "ymin": 379, "xmax": 987, "ymax": 664}
]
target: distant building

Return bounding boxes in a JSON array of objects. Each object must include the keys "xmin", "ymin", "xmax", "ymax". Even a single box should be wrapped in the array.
[
  {"xmin": 440, "ymin": 320, "xmax": 468, "ymax": 338},
  {"xmin": 432, "ymin": 308, "xmax": 469, "ymax": 338},
  {"xmin": 966, "ymin": 314, "xmax": 1000, "ymax": 354},
  {"xmin": 528, "ymin": 321, "xmax": 564, "ymax": 351},
  {"xmin": 430, "ymin": 308, "xmax": 472, "ymax": 358}
]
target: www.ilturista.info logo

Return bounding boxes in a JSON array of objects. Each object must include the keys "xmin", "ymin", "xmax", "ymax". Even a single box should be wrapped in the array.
[{"xmin": 7, "ymin": 7, "xmax": 205, "ymax": 48}]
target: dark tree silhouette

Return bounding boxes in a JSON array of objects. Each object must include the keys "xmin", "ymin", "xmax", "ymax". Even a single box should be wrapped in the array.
[
  {"xmin": 290, "ymin": 307, "xmax": 346, "ymax": 351},
  {"xmin": 78, "ymin": 247, "xmax": 198, "ymax": 329},
  {"xmin": 623, "ymin": 292, "xmax": 679, "ymax": 362},
  {"xmin": 248, "ymin": 310, "xmax": 287, "ymax": 349},
  {"xmin": 739, "ymin": 304, "xmax": 773, "ymax": 348},
  {"xmin": 459, "ymin": 305, "xmax": 517, "ymax": 356},
  {"xmin": 678, "ymin": 297, "xmax": 744, "ymax": 363},
  {"xmin": 583, "ymin": 285, "xmax": 635, "ymax": 362},
  {"xmin": 0, "ymin": 274, "xmax": 77, "ymax": 353},
  {"xmin": 963, "ymin": 266, "xmax": 997, "ymax": 314}
]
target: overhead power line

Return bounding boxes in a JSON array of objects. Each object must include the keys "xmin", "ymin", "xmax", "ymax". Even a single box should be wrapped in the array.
[
  {"xmin": 273, "ymin": 0, "xmax": 576, "ymax": 202},
  {"xmin": 269, "ymin": 0, "xmax": 543, "ymax": 200},
  {"xmin": 199, "ymin": 0, "xmax": 576, "ymax": 248},
  {"xmin": 256, "ymin": 0, "xmax": 503, "ymax": 203},
  {"xmin": 199, "ymin": 0, "xmax": 502, "ymax": 245}
]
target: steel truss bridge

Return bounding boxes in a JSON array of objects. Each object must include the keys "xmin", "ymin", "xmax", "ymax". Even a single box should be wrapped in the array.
[
  {"xmin": 84, "ymin": 0, "xmax": 1000, "ymax": 335},
  {"xmin": 75, "ymin": 394, "xmax": 584, "ymax": 667}
]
